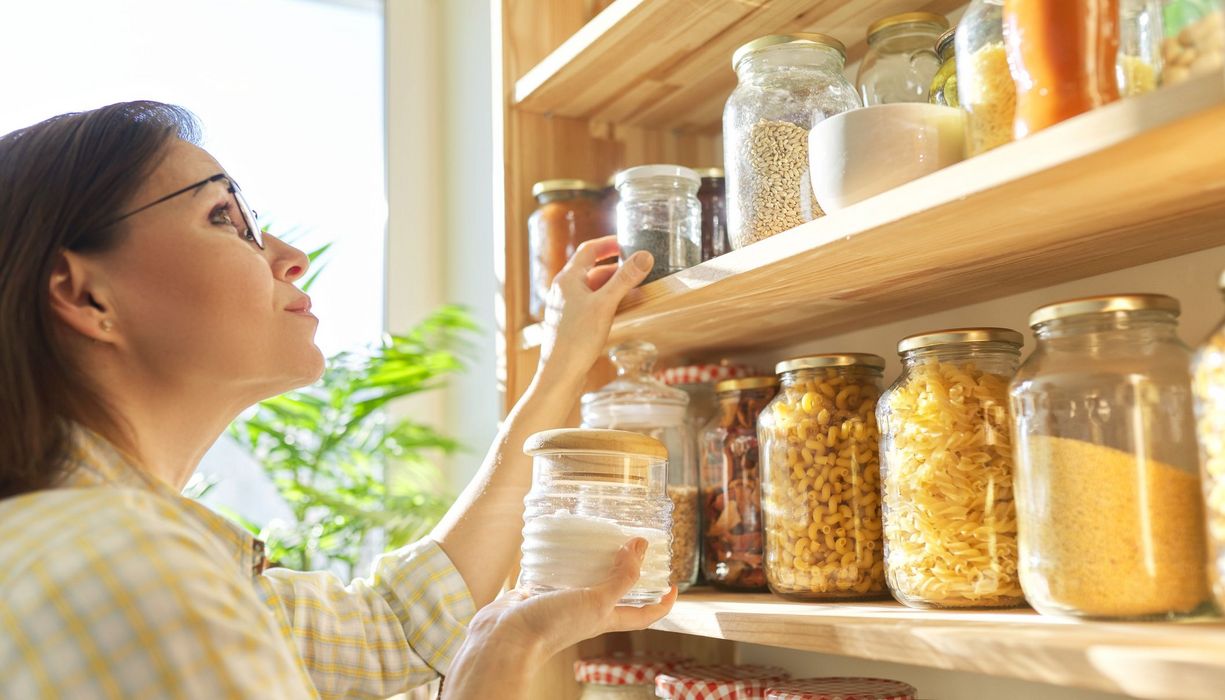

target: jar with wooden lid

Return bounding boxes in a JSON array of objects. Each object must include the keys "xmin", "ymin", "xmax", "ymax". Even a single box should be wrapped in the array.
[
  {"xmin": 929, "ymin": 27, "xmax": 959, "ymax": 106},
  {"xmin": 695, "ymin": 168, "xmax": 730, "ymax": 261},
  {"xmin": 856, "ymin": 11, "xmax": 950, "ymax": 104},
  {"xmin": 1192, "ymin": 270, "xmax": 1225, "ymax": 613},
  {"xmin": 575, "ymin": 652, "xmax": 693, "ymax": 700},
  {"xmin": 878, "ymin": 328, "xmax": 1025, "ymax": 609},
  {"xmin": 1010, "ymin": 294, "xmax": 1209, "ymax": 619},
  {"xmin": 518, "ymin": 428, "xmax": 672, "ymax": 606},
  {"xmin": 955, "ymin": 0, "xmax": 1015, "ymax": 155},
  {"xmin": 528, "ymin": 179, "xmax": 606, "ymax": 322},
  {"xmin": 759, "ymin": 354, "xmax": 887, "ymax": 600}
]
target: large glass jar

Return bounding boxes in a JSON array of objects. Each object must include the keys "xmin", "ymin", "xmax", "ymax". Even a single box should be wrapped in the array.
[
  {"xmin": 1010, "ymin": 294, "xmax": 1210, "ymax": 619},
  {"xmin": 583, "ymin": 341, "xmax": 700, "ymax": 591},
  {"xmin": 1192, "ymin": 272, "xmax": 1225, "ymax": 613},
  {"xmin": 657, "ymin": 361, "xmax": 755, "ymax": 440},
  {"xmin": 955, "ymin": 0, "xmax": 1016, "ymax": 155},
  {"xmin": 576, "ymin": 653, "xmax": 693, "ymax": 700},
  {"xmin": 759, "ymin": 354, "xmax": 887, "ymax": 600},
  {"xmin": 1161, "ymin": 0, "xmax": 1225, "ymax": 85},
  {"xmin": 528, "ymin": 180, "xmax": 606, "ymax": 322},
  {"xmin": 695, "ymin": 168, "xmax": 730, "ymax": 262},
  {"xmin": 878, "ymin": 328, "xmax": 1025, "ymax": 609},
  {"xmin": 723, "ymin": 34, "xmax": 861, "ymax": 250},
  {"xmin": 1119, "ymin": 0, "xmax": 1164, "ymax": 95},
  {"xmin": 929, "ymin": 27, "xmax": 959, "ymax": 106},
  {"xmin": 616, "ymin": 165, "xmax": 701, "ymax": 285},
  {"xmin": 857, "ymin": 12, "xmax": 950, "ymax": 105},
  {"xmin": 519, "ymin": 429, "xmax": 672, "ymax": 606},
  {"xmin": 701, "ymin": 377, "xmax": 778, "ymax": 591}
]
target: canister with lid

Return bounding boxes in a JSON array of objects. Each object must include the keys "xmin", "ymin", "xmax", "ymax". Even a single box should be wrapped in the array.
[
  {"xmin": 616, "ymin": 165, "xmax": 701, "ymax": 285},
  {"xmin": 766, "ymin": 677, "xmax": 918, "ymax": 700},
  {"xmin": 528, "ymin": 179, "xmax": 607, "ymax": 321},
  {"xmin": 857, "ymin": 12, "xmax": 950, "ymax": 105},
  {"xmin": 656, "ymin": 664, "xmax": 790, "ymax": 700},
  {"xmin": 657, "ymin": 361, "xmax": 756, "ymax": 438},
  {"xmin": 576, "ymin": 652, "xmax": 694, "ymax": 700}
]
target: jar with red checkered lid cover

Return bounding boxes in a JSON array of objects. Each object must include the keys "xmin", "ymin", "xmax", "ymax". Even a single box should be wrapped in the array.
[
  {"xmin": 657, "ymin": 361, "xmax": 756, "ymax": 438},
  {"xmin": 764, "ymin": 677, "xmax": 917, "ymax": 700},
  {"xmin": 655, "ymin": 664, "xmax": 790, "ymax": 700},
  {"xmin": 576, "ymin": 652, "xmax": 694, "ymax": 700}
]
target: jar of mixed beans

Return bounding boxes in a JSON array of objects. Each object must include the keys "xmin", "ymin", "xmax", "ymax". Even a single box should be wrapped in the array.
[
  {"xmin": 528, "ymin": 179, "xmax": 606, "ymax": 322},
  {"xmin": 759, "ymin": 354, "xmax": 887, "ymax": 600}
]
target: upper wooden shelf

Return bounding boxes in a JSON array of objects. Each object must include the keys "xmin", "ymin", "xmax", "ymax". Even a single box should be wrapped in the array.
[
  {"xmin": 519, "ymin": 72, "xmax": 1225, "ymax": 358},
  {"xmin": 653, "ymin": 590, "xmax": 1225, "ymax": 699},
  {"xmin": 512, "ymin": 0, "xmax": 967, "ymax": 131}
]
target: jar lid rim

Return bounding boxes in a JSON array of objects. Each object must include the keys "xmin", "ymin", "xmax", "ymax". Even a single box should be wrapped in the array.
[
  {"xmin": 1028, "ymin": 294, "xmax": 1180, "ymax": 327},
  {"xmin": 531, "ymin": 179, "xmax": 603, "ymax": 197},
  {"xmin": 523, "ymin": 428, "xmax": 668, "ymax": 459},
  {"xmin": 615, "ymin": 164, "xmax": 700, "ymax": 189},
  {"xmin": 936, "ymin": 26, "xmax": 957, "ymax": 55},
  {"xmin": 897, "ymin": 327, "xmax": 1023, "ymax": 353},
  {"xmin": 693, "ymin": 167, "xmax": 725, "ymax": 178},
  {"xmin": 732, "ymin": 33, "xmax": 847, "ymax": 70},
  {"xmin": 775, "ymin": 353, "xmax": 886, "ymax": 374},
  {"xmin": 867, "ymin": 11, "xmax": 950, "ymax": 40},
  {"xmin": 715, "ymin": 376, "xmax": 779, "ymax": 393}
]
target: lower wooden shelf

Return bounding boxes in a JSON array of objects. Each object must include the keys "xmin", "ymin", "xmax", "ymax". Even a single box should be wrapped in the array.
[{"xmin": 650, "ymin": 589, "xmax": 1225, "ymax": 699}]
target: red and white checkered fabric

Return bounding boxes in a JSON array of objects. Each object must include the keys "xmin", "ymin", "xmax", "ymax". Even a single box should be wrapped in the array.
[
  {"xmin": 765, "ymin": 677, "xmax": 918, "ymax": 700},
  {"xmin": 656, "ymin": 664, "xmax": 790, "ymax": 699},
  {"xmin": 575, "ymin": 652, "xmax": 691, "ymax": 686},
  {"xmin": 656, "ymin": 363, "xmax": 755, "ymax": 386}
]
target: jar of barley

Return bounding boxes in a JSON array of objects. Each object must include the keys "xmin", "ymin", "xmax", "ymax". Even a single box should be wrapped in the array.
[{"xmin": 723, "ymin": 34, "xmax": 862, "ymax": 250}]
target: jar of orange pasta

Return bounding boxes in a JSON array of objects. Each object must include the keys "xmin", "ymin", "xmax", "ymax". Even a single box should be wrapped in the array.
[
  {"xmin": 877, "ymin": 328, "xmax": 1025, "ymax": 609},
  {"xmin": 759, "ymin": 354, "xmax": 887, "ymax": 600}
]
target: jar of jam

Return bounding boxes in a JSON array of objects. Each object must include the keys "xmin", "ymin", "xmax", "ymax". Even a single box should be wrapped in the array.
[
  {"xmin": 528, "ymin": 180, "xmax": 606, "ymax": 322},
  {"xmin": 695, "ymin": 168, "xmax": 730, "ymax": 261}
]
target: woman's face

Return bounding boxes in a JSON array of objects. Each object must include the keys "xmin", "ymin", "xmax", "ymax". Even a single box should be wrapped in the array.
[{"xmin": 95, "ymin": 139, "xmax": 324, "ymax": 403}]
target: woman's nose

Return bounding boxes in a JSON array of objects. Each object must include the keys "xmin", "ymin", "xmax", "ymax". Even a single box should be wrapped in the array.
[{"xmin": 265, "ymin": 235, "xmax": 311, "ymax": 283}]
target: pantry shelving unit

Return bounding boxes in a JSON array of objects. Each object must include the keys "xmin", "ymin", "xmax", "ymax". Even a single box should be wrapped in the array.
[{"xmin": 493, "ymin": 0, "xmax": 1225, "ymax": 697}]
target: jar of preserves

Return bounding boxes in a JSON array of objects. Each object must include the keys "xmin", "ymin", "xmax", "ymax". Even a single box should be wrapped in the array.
[
  {"xmin": 528, "ymin": 179, "xmax": 606, "ymax": 322},
  {"xmin": 695, "ymin": 168, "xmax": 730, "ymax": 261},
  {"xmin": 1119, "ymin": 0, "xmax": 1164, "ymax": 95},
  {"xmin": 576, "ymin": 653, "xmax": 694, "ymax": 700},
  {"xmin": 759, "ymin": 354, "xmax": 887, "ymax": 600},
  {"xmin": 929, "ymin": 27, "xmax": 959, "ymax": 106},
  {"xmin": 1161, "ymin": 0, "xmax": 1225, "ymax": 85},
  {"xmin": 701, "ymin": 377, "xmax": 778, "ymax": 591},
  {"xmin": 878, "ymin": 328, "xmax": 1025, "ymax": 609},
  {"xmin": 602, "ymin": 174, "xmax": 620, "ymax": 242},
  {"xmin": 518, "ymin": 429, "xmax": 672, "ymax": 606},
  {"xmin": 616, "ymin": 165, "xmax": 701, "ymax": 285},
  {"xmin": 766, "ymin": 677, "xmax": 918, "ymax": 700},
  {"xmin": 656, "ymin": 665, "xmax": 790, "ymax": 700},
  {"xmin": 1010, "ymin": 294, "xmax": 1210, "ymax": 619},
  {"xmin": 1192, "ymin": 271, "xmax": 1225, "ymax": 613},
  {"xmin": 723, "ymin": 34, "xmax": 861, "ymax": 250},
  {"xmin": 857, "ymin": 12, "xmax": 950, "ymax": 105},
  {"xmin": 583, "ymin": 341, "xmax": 700, "ymax": 591},
  {"xmin": 955, "ymin": 0, "xmax": 1016, "ymax": 155}
]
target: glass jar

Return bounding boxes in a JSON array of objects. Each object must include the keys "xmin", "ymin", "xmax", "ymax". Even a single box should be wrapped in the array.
[
  {"xmin": 766, "ymin": 678, "xmax": 918, "ymax": 700},
  {"xmin": 723, "ymin": 34, "xmax": 861, "ymax": 250},
  {"xmin": 1161, "ymin": 0, "xmax": 1225, "ymax": 85},
  {"xmin": 576, "ymin": 653, "xmax": 693, "ymax": 700},
  {"xmin": 1003, "ymin": 0, "xmax": 1122, "ymax": 139},
  {"xmin": 1192, "ymin": 271, "xmax": 1225, "ymax": 613},
  {"xmin": 602, "ymin": 174, "xmax": 620, "ymax": 243},
  {"xmin": 655, "ymin": 665, "xmax": 790, "ymax": 700},
  {"xmin": 616, "ymin": 165, "xmax": 701, "ymax": 285},
  {"xmin": 582, "ymin": 341, "xmax": 700, "ymax": 591},
  {"xmin": 857, "ymin": 12, "xmax": 950, "ymax": 105},
  {"xmin": 1010, "ymin": 294, "xmax": 1210, "ymax": 619},
  {"xmin": 955, "ymin": 0, "xmax": 1016, "ymax": 155},
  {"xmin": 528, "ymin": 180, "xmax": 606, "ymax": 322},
  {"xmin": 701, "ymin": 377, "xmax": 778, "ymax": 591},
  {"xmin": 930, "ymin": 27, "xmax": 959, "ymax": 106},
  {"xmin": 759, "ymin": 354, "xmax": 887, "ymax": 600},
  {"xmin": 878, "ymin": 328, "xmax": 1025, "ymax": 609},
  {"xmin": 695, "ymin": 168, "xmax": 730, "ymax": 261},
  {"xmin": 519, "ymin": 428, "xmax": 672, "ymax": 606},
  {"xmin": 657, "ymin": 361, "xmax": 755, "ymax": 440},
  {"xmin": 1119, "ymin": 0, "xmax": 1164, "ymax": 95}
]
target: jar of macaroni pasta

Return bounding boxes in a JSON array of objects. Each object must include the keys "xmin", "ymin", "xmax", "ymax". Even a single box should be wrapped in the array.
[
  {"xmin": 878, "ymin": 328, "xmax": 1025, "ymax": 609},
  {"xmin": 1010, "ymin": 294, "xmax": 1210, "ymax": 619},
  {"xmin": 576, "ymin": 652, "xmax": 693, "ymax": 700},
  {"xmin": 1192, "ymin": 270, "xmax": 1225, "ymax": 613},
  {"xmin": 759, "ymin": 354, "xmax": 887, "ymax": 600}
]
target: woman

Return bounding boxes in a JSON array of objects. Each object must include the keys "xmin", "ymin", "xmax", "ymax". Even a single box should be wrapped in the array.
[{"xmin": 0, "ymin": 101, "xmax": 673, "ymax": 698}]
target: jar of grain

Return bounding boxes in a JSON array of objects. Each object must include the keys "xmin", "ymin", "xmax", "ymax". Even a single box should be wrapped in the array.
[
  {"xmin": 759, "ymin": 354, "xmax": 887, "ymax": 600},
  {"xmin": 856, "ymin": 12, "xmax": 950, "ymax": 105},
  {"xmin": 1192, "ymin": 270, "xmax": 1225, "ymax": 613},
  {"xmin": 528, "ymin": 180, "xmax": 607, "ymax": 322},
  {"xmin": 1161, "ymin": 0, "xmax": 1225, "ymax": 85},
  {"xmin": 1010, "ymin": 294, "xmax": 1210, "ymax": 619},
  {"xmin": 583, "ymin": 341, "xmax": 700, "ymax": 591},
  {"xmin": 616, "ymin": 165, "xmax": 701, "ymax": 285},
  {"xmin": 576, "ymin": 652, "xmax": 694, "ymax": 700},
  {"xmin": 656, "ymin": 665, "xmax": 790, "ymax": 700},
  {"xmin": 695, "ymin": 168, "xmax": 731, "ymax": 261},
  {"xmin": 519, "ymin": 429, "xmax": 672, "ymax": 606},
  {"xmin": 723, "ymin": 34, "xmax": 861, "ymax": 250},
  {"xmin": 878, "ymin": 328, "xmax": 1025, "ymax": 609},
  {"xmin": 1118, "ymin": 0, "xmax": 1164, "ymax": 96},
  {"xmin": 955, "ymin": 0, "xmax": 1016, "ymax": 155},
  {"xmin": 929, "ymin": 27, "xmax": 959, "ymax": 107}
]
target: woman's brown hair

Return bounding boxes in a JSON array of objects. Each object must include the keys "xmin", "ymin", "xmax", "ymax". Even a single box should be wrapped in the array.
[{"xmin": 0, "ymin": 101, "xmax": 200, "ymax": 499}]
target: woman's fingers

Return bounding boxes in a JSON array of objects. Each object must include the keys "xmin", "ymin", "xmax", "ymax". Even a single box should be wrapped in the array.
[
  {"xmin": 562, "ymin": 235, "xmax": 621, "ymax": 278},
  {"xmin": 585, "ymin": 263, "xmax": 620, "ymax": 291},
  {"xmin": 594, "ymin": 251, "xmax": 652, "ymax": 299},
  {"xmin": 606, "ymin": 586, "xmax": 679, "ymax": 633},
  {"xmin": 595, "ymin": 537, "xmax": 648, "ymax": 607}
]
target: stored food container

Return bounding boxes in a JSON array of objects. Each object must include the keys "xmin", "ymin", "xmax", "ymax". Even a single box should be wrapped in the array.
[
  {"xmin": 656, "ymin": 665, "xmax": 790, "ymax": 700},
  {"xmin": 1161, "ymin": 0, "xmax": 1225, "ymax": 85},
  {"xmin": 576, "ymin": 653, "xmax": 694, "ymax": 700},
  {"xmin": 1119, "ymin": 0, "xmax": 1164, "ymax": 95},
  {"xmin": 695, "ymin": 168, "xmax": 730, "ymax": 261},
  {"xmin": 657, "ymin": 361, "xmax": 755, "ymax": 440},
  {"xmin": 1192, "ymin": 270, "xmax": 1225, "ymax": 612},
  {"xmin": 930, "ymin": 27, "xmax": 959, "ymax": 106},
  {"xmin": 616, "ymin": 165, "xmax": 701, "ymax": 285},
  {"xmin": 766, "ymin": 677, "xmax": 918, "ymax": 700},
  {"xmin": 857, "ymin": 12, "xmax": 949, "ymax": 105},
  {"xmin": 955, "ymin": 0, "xmax": 1015, "ymax": 155},
  {"xmin": 528, "ymin": 179, "xmax": 606, "ymax": 321}
]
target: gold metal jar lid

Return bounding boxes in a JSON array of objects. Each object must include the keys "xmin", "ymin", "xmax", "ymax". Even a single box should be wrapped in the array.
[
  {"xmin": 694, "ymin": 167, "xmax": 725, "ymax": 179},
  {"xmin": 897, "ymin": 327, "xmax": 1023, "ymax": 354},
  {"xmin": 532, "ymin": 179, "xmax": 603, "ymax": 198},
  {"xmin": 867, "ymin": 12, "xmax": 950, "ymax": 40},
  {"xmin": 936, "ymin": 26, "xmax": 957, "ymax": 58},
  {"xmin": 775, "ymin": 353, "xmax": 886, "ymax": 375},
  {"xmin": 715, "ymin": 376, "xmax": 779, "ymax": 394},
  {"xmin": 732, "ymin": 33, "xmax": 847, "ymax": 71},
  {"xmin": 1028, "ymin": 294, "xmax": 1181, "ymax": 328}
]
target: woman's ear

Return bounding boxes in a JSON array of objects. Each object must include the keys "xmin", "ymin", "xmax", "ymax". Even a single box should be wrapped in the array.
[{"xmin": 48, "ymin": 250, "xmax": 118, "ymax": 344}]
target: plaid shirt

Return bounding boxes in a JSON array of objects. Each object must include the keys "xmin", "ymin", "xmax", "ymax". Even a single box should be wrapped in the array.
[{"xmin": 0, "ymin": 427, "xmax": 474, "ymax": 699}]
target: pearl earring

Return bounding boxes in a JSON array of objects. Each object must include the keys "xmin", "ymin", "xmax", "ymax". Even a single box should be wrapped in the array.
[{"xmin": 100, "ymin": 319, "xmax": 114, "ymax": 332}]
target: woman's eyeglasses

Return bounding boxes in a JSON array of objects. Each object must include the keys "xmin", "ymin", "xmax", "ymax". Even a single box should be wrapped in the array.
[{"xmin": 103, "ymin": 173, "xmax": 264, "ymax": 249}]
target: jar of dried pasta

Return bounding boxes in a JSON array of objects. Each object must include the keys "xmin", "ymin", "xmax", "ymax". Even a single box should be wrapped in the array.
[
  {"xmin": 878, "ymin": 328, "xmax": 1025, "ymax": 609},
  {"xmin": 1192, "ymin": 270, "xmax": 1225, "ymax": 613},
  {"xmin": 759, "ymin": 354, "xmax": 887, "ymax": 600}
]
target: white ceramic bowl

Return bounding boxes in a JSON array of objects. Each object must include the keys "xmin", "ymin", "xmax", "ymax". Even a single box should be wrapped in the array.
[{"xmin": 808, "ymin": 103, "xmax": 965, "ymax": 213}]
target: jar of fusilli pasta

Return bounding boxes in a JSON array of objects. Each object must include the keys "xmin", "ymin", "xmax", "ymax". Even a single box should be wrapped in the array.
[
  {"xmin": 759, "ymin": 354, "xmax": 887, "ymax": 600},
  {"xmin": 878, "ymin": 328, "xmax": 1026, "ymax": 609}
]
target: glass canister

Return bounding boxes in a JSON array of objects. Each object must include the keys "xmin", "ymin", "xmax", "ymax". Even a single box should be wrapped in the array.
[
  {"xmin": 656, "ymin": 665, "xmax": 790, "ymax": 700},
  {"xmin": 759, "ymin": 354, "xmax": 888, "ymax": 600},
  {"xmin": 955, "ymin": 0, "xmax": 1016, "ymax": 155},
  {"xmin": 878, "ymin": 328, "xmax": 1025, "ymax": 609},
  {"xmin": 576, "ymin": 653, "xmax": 694, "ymax": 700},
  {"xmin": 1161, "ymin": 0, "xmax": 1225, "ymax": 85},
  {"xmin": 616, "ymin": 165, "xmax": 701, "ymax": 285},
  {"xmin": 583, "ymin": 341, "xmax": 700, "ymax": 591},
  {"xmin": 700, "ymin": 377, "xmax": 778, "ymax": 591},
  {"xmin": 856, "ymin": 12, "xmax": 950, "ymax": 105},
  {"xmin": 766, "ymin": 678, "xmax": 918, "ymax": 700},
  {"xmin": 528, "ymin": 180, "xmax": 606, "ymax": 322},
  {"xmin": 929, "ymin": 27, "xmax": 959, "ymax": 106},
  {"xmin": 1010, "ymin": 294, "xmax": 1210, "ymax": 619},
  {"xmin": 657, "ymin": 361, "xmax": 755, "ymax": 439},
  {"xmin": 1192, "ymin": 271, "xmax": 1225, "ymax": 613},
  {"xmin": 1119, "ymin": 0, "xmax": 1164, "ymax": 95},
  {"xmin": 695, "ymin": 168, "xmax": 731, "ymax": 262},
  {"xmin": 723, "ymin": 34, "xmax": 861, "ymax": 250},
  {"xmin": 519, "ymin": 428, "xmax": 672, "ymax": 606}
]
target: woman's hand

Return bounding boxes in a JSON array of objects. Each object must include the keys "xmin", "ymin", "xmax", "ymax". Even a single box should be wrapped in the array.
[{"xmin": 537, "ymin": 236, "xmax": 652, "ymax": 384}]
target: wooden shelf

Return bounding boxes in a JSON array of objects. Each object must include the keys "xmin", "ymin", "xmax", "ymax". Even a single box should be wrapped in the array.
[
  {"xmin": 518, "ymin": 72, "xmax": 1225, "ymax": 358},
  {"xmin": 653, "ymin": 590, "xmax": 1225, "ymax": 699},
  {"xmin": 512, "ymin": 0, "xmax": 967, "ymax": 130}
]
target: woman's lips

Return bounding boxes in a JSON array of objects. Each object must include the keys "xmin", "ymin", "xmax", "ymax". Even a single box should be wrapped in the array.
[{"xmin": 286, "ymin": 295, "xmax": 313, "ymax": 315}]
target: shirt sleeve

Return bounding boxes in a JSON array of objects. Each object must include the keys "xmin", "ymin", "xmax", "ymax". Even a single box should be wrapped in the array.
[{"xmin": 253, "ymin": 537, "xmax": 476, "ymax": 700}]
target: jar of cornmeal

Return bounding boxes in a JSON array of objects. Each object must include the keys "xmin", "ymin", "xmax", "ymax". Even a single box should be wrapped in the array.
[{"xmin": 518, "ymin": 428, "xmax": 673, "ymax": 606}]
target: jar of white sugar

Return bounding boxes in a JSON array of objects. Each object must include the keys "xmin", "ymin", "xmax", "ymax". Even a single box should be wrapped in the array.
[{"xmin": 518, "ymin": 428, "xmax": 673, "ymax": 606}]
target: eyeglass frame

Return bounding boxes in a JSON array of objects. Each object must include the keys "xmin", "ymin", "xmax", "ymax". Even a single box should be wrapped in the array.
[{"xmin": 102, "ymin": 172, "xmax": 264, "ymax": 249}]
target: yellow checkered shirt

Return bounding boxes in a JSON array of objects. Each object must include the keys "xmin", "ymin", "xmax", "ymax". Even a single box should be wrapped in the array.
[{"xmin": 0, "ymin": 428, "xmax": 475, "ymax": 699}]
